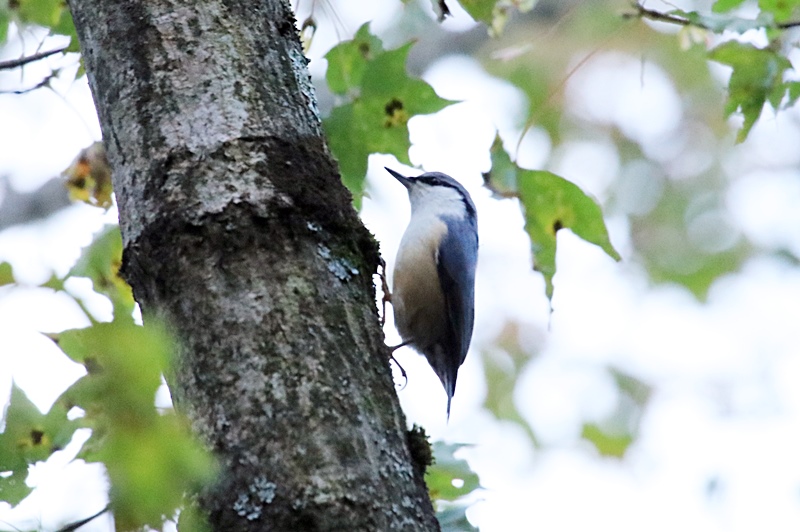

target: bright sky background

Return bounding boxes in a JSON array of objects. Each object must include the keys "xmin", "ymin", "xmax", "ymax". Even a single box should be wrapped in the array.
[{"xmin": 2, "ymin": 0, "xmax": 800, "ymax": 530}]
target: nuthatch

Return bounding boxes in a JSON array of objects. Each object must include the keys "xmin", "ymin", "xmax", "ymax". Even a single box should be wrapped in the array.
[{"xmin": 385, "ymin": 167, "xmax": 478, "ymax": 418}]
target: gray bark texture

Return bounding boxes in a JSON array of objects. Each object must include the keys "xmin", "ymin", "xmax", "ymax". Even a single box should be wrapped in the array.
[{"xmin": 66, "ymin": 0, "xmax": 439, "ymax": 530}]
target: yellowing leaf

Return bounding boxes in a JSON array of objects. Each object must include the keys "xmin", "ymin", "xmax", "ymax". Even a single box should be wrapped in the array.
[
  {"xmin": 0, "ymin": 384, "xmax": 79, "ymax": 506},
  {"xmin": 64, "ymin": 143, "xmax": 113, "ymax": 208},
  {"xmin": 69, "ymin": 225, "xmax": 135, "ymax": 317}
]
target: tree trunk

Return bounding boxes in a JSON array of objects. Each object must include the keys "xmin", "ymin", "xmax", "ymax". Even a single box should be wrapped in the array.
[{"xmin": 66, "ymin": 0, "xmax": 439, "ymax": 529}]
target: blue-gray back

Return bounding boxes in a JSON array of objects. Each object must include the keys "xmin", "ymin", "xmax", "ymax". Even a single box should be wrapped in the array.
[{"xmin": 436, "ymin": 213, "xmax": 478, "ymax": 370}]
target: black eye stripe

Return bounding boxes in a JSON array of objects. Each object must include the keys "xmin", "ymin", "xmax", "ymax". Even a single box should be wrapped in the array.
[
  {"xmin": 411, "ymin": 176, "xmax": 476, "ymax": 220},
  {"xmin": 415, "ymin": 177, "xmax": 459, "ymax": 190}
]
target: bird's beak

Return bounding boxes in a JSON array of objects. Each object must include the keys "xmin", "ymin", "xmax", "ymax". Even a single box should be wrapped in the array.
[{"xmin": 385, "ymin": 167, "xmax": 411, "ymax": 188}]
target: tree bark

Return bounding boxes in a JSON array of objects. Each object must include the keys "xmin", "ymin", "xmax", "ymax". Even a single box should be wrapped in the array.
[{"xmin": 66, "ymin": 0, "xmax": 439, "ymax": 530}]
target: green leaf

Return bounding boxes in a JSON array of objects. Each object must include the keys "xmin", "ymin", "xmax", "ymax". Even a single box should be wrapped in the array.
[
  {"xmin": 458, "ymin": 0, "xmax": 535, "ymax": 35},
  {"xmin": 322, "ymin": 29, "xmax": 455, "ymax": 206},
  {"xmin": 325, "ymin": 103, "xmax": 377, "ymax": 201},
  {"xmin": 484, "ymin": 143, "xmax": 619, "ymax": 302},
  {"xmin": 0, "ymin": 8, "xmax": 9, "ymax": 44},
  {"xmin": 40, "ymin": 273, "xmax": 65, "ymax": 291},
  {"xmin": 324, "ymin": 22, "xmax": 383, "ymax": 95},
  {"xmin": 52, "ymin": 7, "xmax": 80, "ymax": 53},
  {"xmin": 482, "ymin": 349, "xmax": 534, "ymax": 437},
  {"xmin": 100, "ymin": 413, "xmax": 215, "ymax": 530},
  {"xmin": 788, "ymin": 81, "xmax": 800, "ymax": 105},
  {"xmin": 69, "ymin": 225, "xmax": 135, "ymax": 317},
  {"xmin": 0, "ymin": 384, "xmax": 79, "ymax": 506},
  {"xmin": 17, "ymin": 0, "xmax": 65, "ymax": 27},
  {"xmin": 712, "ymin": 0, "xmax": 748, "ymax": 12},
  {"xmin": 581, "ymin": 422, "xmax": 633, "ymax": 458},
  {"xmin": 483, "ymin": 135, "xmax": 518, "ymax": 197},
  {"xmin": 58, "ymin": 321, "xmax": 170, "ymax": 415},
  {"xmin": 177, "ymin": 497, "xmax": 212, "ymax": 532},
  {"xmin": 610, "ymin": 367, "xmax": 652, "ymax": 407},
  {"xmin": 709, "ymin": 41, "xmax": 793, "ymax": 142},
  {"xmin": 480, "ymin": 324, "xmax": 539, "ymax": 445},
  {"xmin": 0, "ymin": 262, "xmax": 13, "ymax": 286},
  {"xmin": 759, "ymin": 0, "xmax": 800, "ymax": 22},
  {"xmin": 57, "ymin": 319, "xmax": 216, "ymax": 530},
  {"xmin": 630, "ymin": 180, "xmax": 750, "ymax": 300},
  {"xmin": 0, "ymin": 472, "xmax": 31, "ymax": 507},
  {"xmin": 458, "ymin": 0, "xmax": 495, "ymax": 25},
  {"xmin": 578, "ymin": 368, "xmax": 651, "ymax": 458},
  {"xmin": 426, "ymin": 442, "xmax": 479, "ymax": 501},
  {"xmin": 646, "ymin": 240, "xmax": 747, "ymax": 299},
  {"xmin": 361, "ymin": 44, "xmax": 455, "ymax": 116},
  {"xmin": 579, "ymin": 367, "xmax": 651, "ymax": 459},
  {"xmin": 438, "ymin": 503, "xmax": 478, "ymax": 532},
  {"xmin": 518, "ymin": 170, "xmax": 620, "ymax": 301}
]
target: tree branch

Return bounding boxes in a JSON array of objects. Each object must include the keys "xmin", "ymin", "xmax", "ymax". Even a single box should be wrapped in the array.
[
  {"xmin": 625, "ymin": 1, "xmax": 800, "ymax": 31},
  {"xmin": 0, "ymin": 47, "xmax": 68, "ymax": 71},
  {"xmin": 625, "ymin": 3, "xmax": 705, "ymax": 28},
  {"xmin": 55, "ymin": 505, "xmax": 110, "ymax": 532}
]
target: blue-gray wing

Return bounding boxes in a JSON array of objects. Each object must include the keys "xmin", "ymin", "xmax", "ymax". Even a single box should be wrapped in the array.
[{"xmin": 437, "ymin": 215, "xmax": 478, "ymax": 371}]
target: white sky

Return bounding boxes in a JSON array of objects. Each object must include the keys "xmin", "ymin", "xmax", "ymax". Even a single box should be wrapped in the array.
[{"xmin": 2, "ymin": 0, "xmax": 800, "ymax": 531}]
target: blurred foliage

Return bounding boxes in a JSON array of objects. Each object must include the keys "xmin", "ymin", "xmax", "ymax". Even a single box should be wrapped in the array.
[
  {"xmin": 712, "ymin": 0, "xmax": 800, "ymax": 23},
  {"xmin": 437, "ymin": 503, "xmax": 479, "ymax": 532},
  {"xmin": 480, "ymin": 322, "xmax": 540, "ymax": 444},
  {"xmin": 0, "ymin": 384, "xmax": 79, "ymax": 505},
  {"xmin": 1, "ymin": 0, "xmax": 78, "ymax": 51},
  {"xmin": 628, "ymin": 176, "xmax": 752, "ymax": 299},
  {"xmin": 0, "ymin": 222, "xmax": 215, "ymax": 530},
  {"xmin": 581, "ymin": 422, "xmax": 633, "ymax": 459},
  {"xmin": 323, "ymin": 23, "xmax": 455, "ymax": 206},
  {"xmin": 426, "ymin": 442, "xmax": 480, "ymax": 531},
  {"xmin": 408, "ymin": 425, "xmax": 482, "ymax": 529},
  {"xmin": 0, "ymin": 262, "xmax": 13, "ymax": 286},
  {"xmin": 68, "ymin": 224, "xmax": 136, "ymax": 319},
  {"xmin": 708, "ymin": 40, "xmax": 799, "ymax": 142},
  {"xmin": 580, "ymin": 367, "xmax": 652, "ymax": 458},
  {"xmin": 458, "ymin": 0, "xmax": 535, "ymax": 35},
  {"xmin": 631, "ymin": 0, "xmax": 800, "ymax": 142},
  {"xmin": 64, "ymin": 142, "xmax": 114, "ymax": 209},
  {"xmin": 176, "ymin": 498, "xmax": 213, "ymax": 532},
  {"xmin": 0, "ymin": 0, "xmax": 78, "ymax": 76},
  {"xmin": 475, "ymin": 0, "xmax": 781, "ymax": 301},
  {"xmin": 56, "ymin": 320, "xmax": 216, "ymax": 530},
  {"xmin": 427, "ymin": 442, "xmax": 479, "ymax": 500}
]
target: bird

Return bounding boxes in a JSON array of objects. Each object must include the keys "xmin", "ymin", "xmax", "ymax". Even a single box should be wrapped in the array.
[{"xmin": 385, "ymin": 167, "xmax": 478, "ymax": 419}]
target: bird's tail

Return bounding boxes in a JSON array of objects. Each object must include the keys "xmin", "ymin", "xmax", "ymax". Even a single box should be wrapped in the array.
[{"xmin": 444, "ymin": 372, "xmax": 457, "ymax": 422}]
